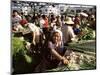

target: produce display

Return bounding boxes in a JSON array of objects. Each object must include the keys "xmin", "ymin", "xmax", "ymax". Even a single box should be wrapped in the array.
[{"xmin": 12, "ymin": 26, "xmax": 96, "ymax": 73}]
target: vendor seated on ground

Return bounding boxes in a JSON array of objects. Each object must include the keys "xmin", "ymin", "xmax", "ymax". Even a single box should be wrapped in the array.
[
  {"xmin": 34, "ymin": 30, "xmax": 69, "ymax": 72},
  {"xmin": 62, "ymin": 17, "xmax": 78, "ymax": 46},
  {"xmin": 48, "ymin": 30, "xmax": 68, "ymax": 64}
]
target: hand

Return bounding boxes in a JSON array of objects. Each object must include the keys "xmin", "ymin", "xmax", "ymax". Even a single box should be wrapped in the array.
[
  {"xmin": 62, "ymin": 57, "xmax": 69, "ymax": 65},
  {"xmin": 63, "ymin": 59, "xmax": 69, "ymax": 65}
]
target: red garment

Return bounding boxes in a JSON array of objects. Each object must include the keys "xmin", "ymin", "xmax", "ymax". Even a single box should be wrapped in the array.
[
  {"xmin": 20, "ymin": 19, "xmax": 28, "ymax": 25},
  {"xmin": 44, "ymin": 18, "xmax": 49, "ymax": 28},
  {"xmin": 74, "ymin": 17, "xmax": 80, "ymax": 25}
]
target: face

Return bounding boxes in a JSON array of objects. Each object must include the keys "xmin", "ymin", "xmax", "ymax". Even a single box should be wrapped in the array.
[
  {"xmin": 52, "ymin": 32, "xmax": 61, "ymax": 43},
  {"xmin": 13, "ymin": 12, "xmax": 18, "ymax": 16}
]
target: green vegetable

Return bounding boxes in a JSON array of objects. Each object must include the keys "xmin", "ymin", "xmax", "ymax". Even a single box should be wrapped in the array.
[{"xmin": 24, "ymin": 54, "xmax": 32, "ymax": 63}]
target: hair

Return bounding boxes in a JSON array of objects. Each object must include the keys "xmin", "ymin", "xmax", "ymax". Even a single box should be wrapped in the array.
[
  {"xmin": 13, "ymin": 10, "xmax": 19, "ymax": 14},
  {"xmin": 42, "ymin": 15, "xmax": 46, "ymax": 19},
  {"xmin": 51, "ymin": 18, "xmax": 55, "ymax": 22},
  {"xmin": 51, "ymin": 32, "xmax": 59, "ymax": 42},
  {"xmin": 52, "ymin": 32, "xmax": 60, "ymax": 36}
]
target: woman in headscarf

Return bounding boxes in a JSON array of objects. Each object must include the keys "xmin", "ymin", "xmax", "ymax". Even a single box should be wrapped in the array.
[
  {"xmin": 47, "ymin": 29, "xmax": 68, "ymax": 65},
  {"xmin": 34, "ymin": 29, "xmax": 68, "ymax": 72}
]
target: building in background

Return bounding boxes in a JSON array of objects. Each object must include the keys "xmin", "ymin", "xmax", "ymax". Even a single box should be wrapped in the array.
[{"xmin": 11, "ymin": 1, "xmax": 96, "ymax": 16}]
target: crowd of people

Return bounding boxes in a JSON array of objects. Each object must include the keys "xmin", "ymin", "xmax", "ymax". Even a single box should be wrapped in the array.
[{"xmin": 12, "ymin": 9, "xmax": 96, "ymax": 72}]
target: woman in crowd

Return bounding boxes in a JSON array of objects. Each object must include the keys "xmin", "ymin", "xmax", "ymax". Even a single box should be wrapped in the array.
[
  {"xmin": 50, "ymin": 17, "xmax": 57, "ymax": 31},
  {"xmin": 55, "ymin": 15, "xmax": 62, "ymax": 30},
  {"xmin": 39, "ymin": 15, "xmax": 50, "ymax": 41},
  {"xmin": 34, "ymin": 29, "xmax": 69, "ymax": 72},
  {"xmin": 12, "ymin": 10, "xmax": 22, "ymax": 24},
  {"xmin": 73, "ymin": 14, "xmax": 81, "ymax": 35}
]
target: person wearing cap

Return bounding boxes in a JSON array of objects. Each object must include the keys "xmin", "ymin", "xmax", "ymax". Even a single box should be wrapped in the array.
[
  {"xmin": 62, "ymin": 17, "xmax": 77, "ymax": 45},
  {"xmin": 80, "ymin": 12, "xmax": 88, "ymax": 28},
  {"xmin": 18, "ymin": 16, "xmax": 41, "ymax": 47},
  {"xmin": 19, "ymin": 18, "xmax": 28, "ymax": 26},
  {"xmin": 25, "ymin": 23, "xmax": 41, "ymax": 45}
]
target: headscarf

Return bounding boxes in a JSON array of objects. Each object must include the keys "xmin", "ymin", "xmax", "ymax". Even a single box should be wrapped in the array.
[
  {"xmin": 53, "ymin": 29, "xmax": 63, "ymax": 41},
  {"xmin": 52, "ymin": 29, "xmax": 64, "ymax": 51}
]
